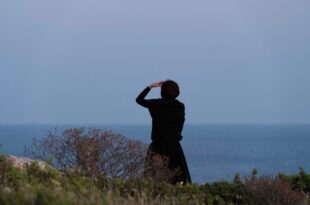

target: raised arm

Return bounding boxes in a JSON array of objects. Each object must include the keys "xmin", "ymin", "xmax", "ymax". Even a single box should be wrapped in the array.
[
  {"xmin": 136, "ymin": 87, "xmax": 151, "ymax": 108},
  {"xmin": 136, "ymin": 81, "xmax": 163, "ymax": 108}
]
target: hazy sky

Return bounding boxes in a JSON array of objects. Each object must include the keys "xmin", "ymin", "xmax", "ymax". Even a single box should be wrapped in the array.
[{"xmin": 1, "ymin": 0, "xmax": 309, "ymax": 124}]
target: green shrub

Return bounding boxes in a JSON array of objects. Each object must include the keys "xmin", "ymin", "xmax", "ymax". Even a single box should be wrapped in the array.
[
  {"xmin": 1, "ymin": 127, "xmax": 309, "ymax": 205},
  {"xmin": 278, "ymin": 167, "xmax": 310, "ymax": 193},
  {"xmin": 1, "ymin": 162, "xmax": 310, "ymax": 205}
]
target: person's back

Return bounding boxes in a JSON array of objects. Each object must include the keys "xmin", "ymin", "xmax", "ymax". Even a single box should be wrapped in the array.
[
  {"xmin": 136, "ymin": 80, "xmax": 191, "ymax": 184},
  {"xmin": 148, "ymin": 98, "xmax": 185, "ymax": 142}
]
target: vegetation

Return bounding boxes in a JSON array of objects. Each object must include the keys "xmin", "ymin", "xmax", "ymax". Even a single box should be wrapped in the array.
[
  {"xmin": 25, "ymin": 128, "xmax": 176, "ymax": 182},
  {"xmin": 0, "ymin": 128, "xmax": 309, "ymax": 204},
  {"xmin": 278, "ymin": 167, "xmax": 310, "ymax": 194},
  {"xmin": 1, "ymin": 156, "xmax": 309, "ymax": 205}
]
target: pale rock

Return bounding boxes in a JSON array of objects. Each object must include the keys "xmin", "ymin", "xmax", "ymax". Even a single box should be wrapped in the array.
[{"xmin": 6, "ymin": 155, "xmax": 52, "ymax": 170}]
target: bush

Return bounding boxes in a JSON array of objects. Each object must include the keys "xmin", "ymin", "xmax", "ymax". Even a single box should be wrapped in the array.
[
  {"xmin": 10, "ymin": 127, "xmax": 309, "ymax": 204},
  {"xmin": 25, "ymin": 128, "xmax": 148, "ymax": 179},
  {"xmin": 278, "ymin": 167, "xmax": 310, "ymax": 193},
  {"xmin": 143, "ymin": 151, "xmax": 181, "ymax": 183},
  {"xmin": 1, "ymin": 158, "xmax": 310, "ymax": 205},
  {"xmin": 243, "ymin": 174, "xmax": 306, "ymax": 205},
  {"xmin": 25, "ymin": 127, "xmax": 179, "ymax": 182}
]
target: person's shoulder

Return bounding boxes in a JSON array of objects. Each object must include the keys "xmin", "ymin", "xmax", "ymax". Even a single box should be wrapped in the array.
[
  {"xmin": 176, "ymin": 100, "xmax": 185, "ymax": 108},
  {"xmin": 175, "ymin": 99, "xmax": 184, "ymax": 104}
]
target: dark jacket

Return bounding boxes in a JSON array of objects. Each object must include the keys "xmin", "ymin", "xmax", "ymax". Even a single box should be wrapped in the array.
[{"xmin": 136, "ymin": 87, "xmax": 185, "ymax": 142}]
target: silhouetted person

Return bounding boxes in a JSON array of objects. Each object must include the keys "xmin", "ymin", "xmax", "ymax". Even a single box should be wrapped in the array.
[{"xmin": 136, "ymin": 80, "xmax": 191, "ymax": 184}]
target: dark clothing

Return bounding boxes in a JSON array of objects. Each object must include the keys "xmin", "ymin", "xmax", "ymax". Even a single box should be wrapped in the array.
[
  {"xmin": 136, "ymin": 87, "xmax": 185, "ymax": 142},
  {"xmin": 136, "ymin": 87, "xmax": 191, "ymax": 184},
  {"xmin": 146, "ymin": 141, "xmax": 191, "ymax": 184}
]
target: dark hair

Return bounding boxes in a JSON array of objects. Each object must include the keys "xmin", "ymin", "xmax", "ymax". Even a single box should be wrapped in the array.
[{"xmin": 161, "ymin": 80, "xmax": 180, "ymax": 99}]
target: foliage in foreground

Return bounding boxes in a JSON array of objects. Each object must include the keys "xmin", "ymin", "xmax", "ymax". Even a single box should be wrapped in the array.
[
  {"xmin": 0, "ymin": 154, "xmax": 309, "ymax": 205},
  {"xmin": 1, "ymin": 128, "xmax": 309, "ymax": 204},
  {"xmin": 25, "ymin": 128, "xmax": 177, "ymax": 183}
]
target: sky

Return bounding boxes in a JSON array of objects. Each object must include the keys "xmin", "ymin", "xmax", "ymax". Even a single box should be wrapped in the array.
[{"xmin": 0, "ymin": 0, "xmax": 310, "ymax": 124}]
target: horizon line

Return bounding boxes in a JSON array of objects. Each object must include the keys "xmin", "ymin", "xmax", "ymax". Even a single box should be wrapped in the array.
[{"xmin": 1, "ymin": 122, "xmax": 310, "ymax": 126}]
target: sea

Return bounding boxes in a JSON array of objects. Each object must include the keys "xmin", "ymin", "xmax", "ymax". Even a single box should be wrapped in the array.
[{"xmin": 0, "ymin": 124, "xmax": 309, "ymax": 184}]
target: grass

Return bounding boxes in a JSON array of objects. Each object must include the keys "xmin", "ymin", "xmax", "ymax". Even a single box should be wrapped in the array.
[{"xmin": 0, "ymin": 154, "xmax": 309, "ymax": 205}]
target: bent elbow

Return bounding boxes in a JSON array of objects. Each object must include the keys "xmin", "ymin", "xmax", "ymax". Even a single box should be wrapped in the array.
[{"xmin": 136, "ymin": 97, "xmax": 141, "ymax": 105}]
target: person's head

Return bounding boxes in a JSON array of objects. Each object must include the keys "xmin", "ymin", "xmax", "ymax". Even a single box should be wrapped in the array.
[{"xmin": 161, "ymin": 80, "xmax": 180, "ymax": 99}]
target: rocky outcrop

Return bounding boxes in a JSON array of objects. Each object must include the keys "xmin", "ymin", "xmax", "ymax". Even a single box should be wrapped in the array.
[{"xmin": 6, "ymin": 155, "xmax": 52, "ymax": 170}]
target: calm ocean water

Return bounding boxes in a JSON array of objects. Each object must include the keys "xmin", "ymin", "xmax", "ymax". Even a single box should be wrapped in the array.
[{"xmin": 0, "ymin": 124, "xmax": 309, "ymax": 184}]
